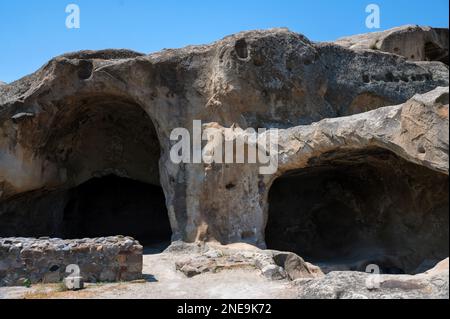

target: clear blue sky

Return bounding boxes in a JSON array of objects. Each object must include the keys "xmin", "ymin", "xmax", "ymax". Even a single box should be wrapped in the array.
[{"xmin": 1, "ymin": 0, "xmax": 448, "ymax": 83}]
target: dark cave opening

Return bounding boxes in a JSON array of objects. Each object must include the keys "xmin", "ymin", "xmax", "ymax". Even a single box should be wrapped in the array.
[
  {"xmin": 62, "ymin": 175, "xmax": 172, "ymax": 246},
  {"xmin": 0, "ymin": 97, "xmax": 173, "ymax": 249},
  {"xmin": 424, "ymin": 41, "xmax": 449, "ymax": 64},
  {"xmin": 0, "ymin": 175, "xmax": 172, "ymax": 248},
  {"xmin": 265, "ymin": 148, "xmax": 449, "ymax": 274}
]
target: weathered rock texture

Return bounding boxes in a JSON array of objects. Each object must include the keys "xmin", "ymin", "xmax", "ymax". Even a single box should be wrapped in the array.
[
  {"xmin": 296, "ymin": 259, "xmax": 449, "ymax": 299},
  {"xmin": 266, "ymin": 87, "xmax": 450, "ymax": 273},
  {"xmin": 0, "ymin": 236, "xmax": 143, "ymax": 286},
  {"xmin": 165, "ymin": 241, "xmax": 449, "ymax": 299},
  {"xmin": 0, "ymin": 27, "xmax": 449, "ymax": 282},
  {"xmin": 335, "ymin": 25, "xmax": 449, "ymax": 64},
  {"xmin": 170, "ymin": 241, "xmax": 323, "ymax": 280}
]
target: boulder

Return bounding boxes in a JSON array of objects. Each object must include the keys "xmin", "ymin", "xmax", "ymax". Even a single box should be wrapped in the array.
[
  {"xmin": 296, "ymin": 260, "xmax": 450, "ymax": 299},
  {"xmin": 272, "ymin": 252, "xmax": 324, "ymax": 280}
]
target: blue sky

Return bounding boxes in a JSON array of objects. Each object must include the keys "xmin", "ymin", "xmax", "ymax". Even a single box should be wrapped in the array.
[{"xmin": 0, "ymin": 0, "xmax": 448, "ymax": 83}]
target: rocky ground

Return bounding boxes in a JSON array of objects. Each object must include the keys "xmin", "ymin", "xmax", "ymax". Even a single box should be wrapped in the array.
[
  {"xmin": 0, "ymin": 243, "xmax": 297, "ymax": 299},
  {"xmin": 0, "ymin": 242, "xmax": 447, "ymax": 299}
]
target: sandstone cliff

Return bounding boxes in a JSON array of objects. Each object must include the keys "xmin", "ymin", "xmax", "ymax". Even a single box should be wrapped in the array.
[
  {"xmin": 335, "ymin": 25, "xmax": 448, "ymax": 64},
  {"xmin": 0, "ymin": 27, "xmax": 448, "ymax": 281}
]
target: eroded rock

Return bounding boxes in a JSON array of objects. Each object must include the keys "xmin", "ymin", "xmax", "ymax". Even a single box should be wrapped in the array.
[
  {"xmin": 1, "ymin": 28, "xmax": 449, "ymax": 246},
  {"xmin": 295, "ymin": 259, "xmax": 449, "ymax": 299},
  {"xmin": 171, "ymin": 242, "xmax": 323, "ymax": 281},
  {"xmin": 335, "ymin": 25, "xmax": 449, "ymax": 64},
  {"xmin": 0, "ymin": 28, "xmax": 448, "ymax": 297},
  {"xmin": 272, "ymin": 252, "xmax": 324, "ymax": 280}
]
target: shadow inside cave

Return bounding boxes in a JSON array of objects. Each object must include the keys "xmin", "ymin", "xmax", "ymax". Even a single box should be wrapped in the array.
[
  {"xmin": 62, "ymin": 175, "xmax": 172, "ymax": 247},
  {"xmin": 266, "ymin": 148, "xmax": 449, "ymax": 275},
  {"xmin": 0, "ymin": 97, "xmax": 173, "ymax": 249},
  {"xmin": 0, "ymin": 175, "xmax": 173, "ymax": 248}
]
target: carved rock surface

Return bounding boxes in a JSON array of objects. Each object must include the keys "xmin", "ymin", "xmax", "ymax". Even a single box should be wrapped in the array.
[
  {"xmin": 335, "ymin": 25, "xmax": 449, "ymax": 64},
  {"xmin": 0, "ymin": 27, "xmax": 448, "ymax": 287}
]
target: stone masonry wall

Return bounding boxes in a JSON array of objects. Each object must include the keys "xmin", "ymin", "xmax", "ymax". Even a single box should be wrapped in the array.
[{"xmin": 0, "ymin": 236, "xmax": 143, "ymax": 287}]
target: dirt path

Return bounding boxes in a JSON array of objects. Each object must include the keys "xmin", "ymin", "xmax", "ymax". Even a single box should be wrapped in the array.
[{"xmin": 0, "ymin": 251, "xmax": 298, "ymax": 299}]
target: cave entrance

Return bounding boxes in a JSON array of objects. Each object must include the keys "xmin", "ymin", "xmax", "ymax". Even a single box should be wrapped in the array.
[
  {"xmin": 0, "ymin": 96, "xmax": 172, "ymax": 250},
  {"xmin": 62, "ymin": 175, "xmax": 171, "ymax": 246},
  {"xmin": 266, "ymin": 148, "xmax": 449, "ymax": 274},
  {"xmin": 424, "ymin": 41, "xmax": 449, "ymax": 64}
]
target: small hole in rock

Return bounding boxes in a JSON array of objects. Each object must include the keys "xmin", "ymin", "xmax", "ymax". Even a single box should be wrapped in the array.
[
  {"xmin": 226, "ymin": 183, "xmax": 236, "ymax": 190},
  {"xmin": 235, "ymin": 39, "xmax": 249, "ymax": 59},
  {"xmin": 77, "ymin": 60, "xmax": 93, "ymax": 80},
  {"xmin": 385, "ymin": 72, "xmax": 394, "ymax": 82},
  {"xmin": 253, "ymin": 55, "xmax": 264, "ymax": 66},
  {"xmin": 49, "ymin": 265, "xmax": 60, "ymax": 272}
]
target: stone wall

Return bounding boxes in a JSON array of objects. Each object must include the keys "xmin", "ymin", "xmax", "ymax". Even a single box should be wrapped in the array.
[{"xmin": 0, "ymin": 236, "xmax": 143, "ymax": 287}]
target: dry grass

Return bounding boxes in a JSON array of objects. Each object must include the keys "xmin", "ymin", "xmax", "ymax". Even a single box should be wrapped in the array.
[
  {"xmin": 23, "ymin": 282, "xmax": 132, "ymax": 299},
  {"xmin": 23, "ymin": 284, "xmax": 94, "ymax": 299}
]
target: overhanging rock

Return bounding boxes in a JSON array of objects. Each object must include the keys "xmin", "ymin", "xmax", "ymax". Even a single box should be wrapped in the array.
[{"xmin": 0, "ymin": 27, "xmax": 448, "ymax": 249}]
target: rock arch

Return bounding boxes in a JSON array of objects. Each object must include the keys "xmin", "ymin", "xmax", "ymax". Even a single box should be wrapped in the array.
[
  {"xmin": 0, "ymin": 94, "xmax": 172, "ymax": 246},
  {"xmin": 265, "ymin": 147, "xmax": 449, "ymax": 274}
]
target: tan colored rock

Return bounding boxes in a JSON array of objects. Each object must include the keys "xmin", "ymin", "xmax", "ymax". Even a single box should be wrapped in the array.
[
  {"xmin": 296, "ymin": 269, "xmax": 449, "ymax": 299},
  {"xmin": 272, "ymin": 252, "xmax": 324, "ymax": 280},
  {"xmin": 0, "ymin": 28, "xmax": 448, "ymax": 257},
  {"xmin": 425, "ymin": 258, "xmax": 449, "ymax": 276},
  {"xmin": 335, "ymin": 25, "xmax": 449, "ymax": 64},
  {"xmin": 170, "ymin": 242, "xmax": 323, "ymax": 281}
]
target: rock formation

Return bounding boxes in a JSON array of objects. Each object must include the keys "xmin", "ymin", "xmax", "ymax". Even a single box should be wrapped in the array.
[
  {"xmin": 296, "ymin": 265, "xmax": 449, "ymax": 299},
  {"xmin": 0, "ymin": 26, "xmax": 448, "ymax": 297},
  {"xmin": 335, "ymin": 25, "xmax": 449, "ymax": 64}
]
